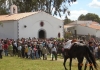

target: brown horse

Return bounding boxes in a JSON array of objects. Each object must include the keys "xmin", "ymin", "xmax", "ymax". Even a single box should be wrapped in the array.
[{"xmin": 63, "ymin": 42, "xmax": 98, "ymax": 70}]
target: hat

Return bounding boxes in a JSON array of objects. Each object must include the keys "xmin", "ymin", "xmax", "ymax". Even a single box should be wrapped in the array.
[{"xmin": 71, "ymin": 39, "xmax": 77, "ymax": 43}]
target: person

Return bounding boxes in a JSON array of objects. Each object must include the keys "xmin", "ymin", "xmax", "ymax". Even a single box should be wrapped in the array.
[
  {"xmin": 42, "ymin": 46, "xmax": 48, "ymax": 60},
  {"xmin": 27, "ymin": 45, "xmax": 31, "ymax": 58},
  {"xmin": 63, "ymin": 39, "xmax": 77, "ymax": 56},
  {"xmin": 13, "ymin": 41, "xmax": 17, "ymax": 56},
  {"xmin": 17, "ymin": 43, "xmax": 22, "ymax": 57},
  {"xmin": 84, "ymin": 41, "xmax": 94, "ymax": 70},
  {"xmin": 98, "ymin": 45, "xmax": 100, "ymax": 59},
  {"xmin": 31, "ymin": 46, "xmax": 35, "ymax": 59},
  {"xmin": 8, "ymin": 43, "xmax": 13, "ymax": 56},
  {"xmin": 24, "ymin": 45, "xmax": 28, "ymax": 58},
  {"xmin": 3, "ymin": 41, "xmax": 8, "ymax": 56},
  {"xmin": 21, "ymin": 44, "xmax": 25, "ymax": 58},
  {"xmin": 94, "ymin": 45, "xmax": 98, "ymax": 59},
  {"xmin": 48, "ymin": 42, "xmax": 53, "ymax": 54},
  {"xmin": 0, "ymin": 40, "xmax": 3, "ymax": 59},
  {"xmin": 51, "ymin": 45, "xmax": 57, "ymax": 60}
]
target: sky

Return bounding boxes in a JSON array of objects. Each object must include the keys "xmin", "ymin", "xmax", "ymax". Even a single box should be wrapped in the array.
[{"xmin": 55, "ymin": 0, "xmax": 100, "ymax": 20}]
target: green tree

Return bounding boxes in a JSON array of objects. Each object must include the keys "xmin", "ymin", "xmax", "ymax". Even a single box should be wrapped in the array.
[
  {"xmin": 78, "ymin": 14, "xmax": 85, "ymax": 20},
  {"xmin": 64, "ymin": 16, "xmax": 74, "ymax": 25},
  {"xmin": 64, "ymin": 17, "xmax": 72, "ymax": 25},
  {"xmin": 6, "ymin": 0, "xmax": 76, "ymax": 17},
  {"xmin": 78, "ymin": 13, "xmax": 100, "ymax": 23},
  {"xmin": 0, "ymin": 0, "xmax": 8, "ymax": 15}
]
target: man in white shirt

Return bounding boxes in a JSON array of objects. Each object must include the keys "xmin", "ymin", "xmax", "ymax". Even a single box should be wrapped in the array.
[
  {"xmin": 48, "ymin": 42, "xmax": 53, "ymax": 49},
  {"xmin": 64, "ymin": 40, "xmax": 72, "ymax": 49},
  {"xmin": 63, "ymin": 39, "xmax": 77, "ymax": 56}
]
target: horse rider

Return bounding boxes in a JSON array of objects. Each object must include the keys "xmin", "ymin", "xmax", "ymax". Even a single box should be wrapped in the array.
[{"xmin": 63, "ymin": 39, "xmax": 77, "ymax": 56}]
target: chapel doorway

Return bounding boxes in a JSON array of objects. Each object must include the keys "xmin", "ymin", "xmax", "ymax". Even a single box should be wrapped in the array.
[{"xmin": 38, "ymin": 30, "xmax": 46, "ymax": 39}]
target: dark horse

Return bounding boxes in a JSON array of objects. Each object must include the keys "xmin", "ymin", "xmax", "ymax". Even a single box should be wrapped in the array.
[{"xmin": 63, "ymin": 42, "xmax": 98, "ymax": 70}]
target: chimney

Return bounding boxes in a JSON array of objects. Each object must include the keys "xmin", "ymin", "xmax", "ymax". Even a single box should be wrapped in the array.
[{"xmin": 10, "ymin": 5, "xmax": 18, "ymax": 15}]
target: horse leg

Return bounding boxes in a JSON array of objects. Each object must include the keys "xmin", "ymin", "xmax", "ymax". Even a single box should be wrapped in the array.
[
  {"xmin": 84, "ymin": 60, "xmax": 88, "ymax": 70},
  {"xmin": 89, "ymin": 63, "xmax": 93, "ymax": 70},
  {"xmin": 63, "ymin": 56, "xmax": 68, "ymax": 70},
  {"xmin": 85, "ymin": 56, "xmax": 94, "ymax": 70},
  {"xmin": 69, "ymin": 57, "xmax": 72, "ymax": 70},
  {"xmin": 77, "ymin": 57, "xmax": 84, "ymax": 70}
]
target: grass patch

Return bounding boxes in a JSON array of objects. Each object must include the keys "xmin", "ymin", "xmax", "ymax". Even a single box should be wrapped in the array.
[{"xmin": 0, "ymin": 56, "xmax": 100, "ymax": 70}]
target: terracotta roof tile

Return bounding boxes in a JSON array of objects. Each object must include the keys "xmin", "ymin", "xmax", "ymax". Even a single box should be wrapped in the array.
[
  {"xmin": 88, "ymin": 25, "xmax": 100, "ymax": 30},
  {"xmin": 80, "ymin": 21, "xmax": 100, "ymax": 30},
  {"xmin": 0, "ymin": 11, "xmax": 39, "ymax": 21}
]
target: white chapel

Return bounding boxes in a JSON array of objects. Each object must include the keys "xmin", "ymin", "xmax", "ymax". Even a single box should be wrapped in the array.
[{"xmin": 0, "ymin": 5, "xmax": 64, "ymax": 39}]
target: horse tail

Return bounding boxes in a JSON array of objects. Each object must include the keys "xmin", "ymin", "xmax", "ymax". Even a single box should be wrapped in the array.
[{"xmin": 86, "ymin": 46, "xmax": 98, "ymax": 70}]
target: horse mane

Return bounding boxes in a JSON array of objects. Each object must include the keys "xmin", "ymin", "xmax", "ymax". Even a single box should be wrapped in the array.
[{"xmin": 72, "ymin": 41, "xmax": 86, "ymax": 47}]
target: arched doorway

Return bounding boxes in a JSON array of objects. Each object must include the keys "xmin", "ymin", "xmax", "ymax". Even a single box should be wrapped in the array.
[{"xmin": 38, "ymin": 30, "xmax": 46, "ymax": 39}]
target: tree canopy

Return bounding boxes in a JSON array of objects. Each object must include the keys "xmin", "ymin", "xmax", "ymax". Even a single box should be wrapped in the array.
[
  {"xmin": 0, "ymin": 0, "xmax": 8, "ymax": 15},
  {"xmin": 64, "ymin": 16, "xmax": 74, "ymax": 25},
  {"xmin": 0, "ymin": 0, "xmax": 76, "ymax": 17},
  {"xmin": 78, "ymin": 13, "xmax": 100, "ymax": 23}
]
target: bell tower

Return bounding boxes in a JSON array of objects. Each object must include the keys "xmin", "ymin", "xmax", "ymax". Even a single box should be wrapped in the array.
[{"xmin": 10, "ymin": 0, "xmax": 17, "ymax": 15}]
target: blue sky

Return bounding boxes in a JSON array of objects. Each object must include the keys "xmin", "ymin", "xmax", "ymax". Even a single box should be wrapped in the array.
[{"xmin": 55, "ymin": 0, "xmax": 100, "ymax": 20}]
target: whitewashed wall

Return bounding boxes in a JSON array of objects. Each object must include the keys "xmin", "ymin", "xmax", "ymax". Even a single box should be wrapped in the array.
[
  {"xmin": 68, "ymin": 25, "xmax": 96, "ymax": 36},
  {"xmin": 96, "ymin": 30, "xmax": 100, "ymax": 38},
  {"xmin": 18, "ymin": 12, "xmax": 63, "ymax": 39},
  {"xmin": 75, "ymin": 25, "xmax": 96, "ymax": 35},
  {"xmin": 0, "ymin": 21, "xmax": 18, "ymax": 39}
]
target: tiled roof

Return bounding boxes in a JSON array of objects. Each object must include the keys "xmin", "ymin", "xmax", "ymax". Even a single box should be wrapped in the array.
[
  {"xmin": 80, "ymin": 21, "xmax": 100, "ymax": 30},
  {"xmin": 89, "ymin": 24, "xmax": 100, "ymax": 30},
  {"xmin": 64, "ymin": 25, "xmax": 74, "ymax": 28},
  {"xmin": 64, "ymin": 21, "xmax": 100, "ymax": 30},
  {"xmin": 0, "ymin": 11, "xmax": 39, "ymax": 21}
]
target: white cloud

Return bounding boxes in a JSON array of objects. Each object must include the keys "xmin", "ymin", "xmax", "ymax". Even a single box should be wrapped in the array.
[
  {"xmin": 54, "ymin": 10, "xmax": 88, "ymax": 20},
  {"xmin": 70, "ymin": 1, "xmax": 78, "ymax": 5},
  {"xmin": 88, "ymin": 0, "xmax": 100, "ymax": 8},
  {"xmin": 67, "ymin": 10, "xmax": 88, "ymax": 20}
]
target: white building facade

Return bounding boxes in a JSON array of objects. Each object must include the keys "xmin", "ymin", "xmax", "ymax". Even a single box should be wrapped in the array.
[
  {"xmin": 0, "ymin": 5, "xmax": 64, "ymax": 39},
  {"xmin": 18, "ymin": 12, "xmax": 64, "ymax": 39}
]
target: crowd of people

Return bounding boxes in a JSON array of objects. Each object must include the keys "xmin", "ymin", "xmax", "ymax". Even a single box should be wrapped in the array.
[
  {"xmin": 0, "ymin": 38, "xmax": 63, "ymax": 60},
  {"xmin": 0, "ymin": 37, "xmax": 100, "ymax": 61}
]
